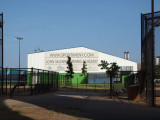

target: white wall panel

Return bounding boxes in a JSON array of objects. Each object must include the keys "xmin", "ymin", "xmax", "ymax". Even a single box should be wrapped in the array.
[
  {"xmin": 27, "ymin": 47, "xmax": 137, "ymax": 72},
  {"xmin": 27, "ymin": 52, "xmax": 45, "ymax": 69}
]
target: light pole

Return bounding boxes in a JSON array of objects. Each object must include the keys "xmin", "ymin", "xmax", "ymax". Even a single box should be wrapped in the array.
[
  {"xmin": 15, "ymin": 37, "xmax": 23, "ymax": 91},
  {"xmin": 15, "ymin": 37, "xmax": 23, "ymax": 70}
]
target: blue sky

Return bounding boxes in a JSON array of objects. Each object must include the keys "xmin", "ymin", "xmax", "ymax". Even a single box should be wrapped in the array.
[{"xmin": 0, "ymin": 0, "xmax": 160, "ymax": 68}]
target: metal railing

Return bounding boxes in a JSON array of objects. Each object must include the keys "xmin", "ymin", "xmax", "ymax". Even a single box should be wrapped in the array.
[
  {"xmin": 0, "ymin": 68, "xmax": 60, "ymax": 97},
  {"xmin": 58, "ymin": 71, "xmax": 134, "ymax": 95}
]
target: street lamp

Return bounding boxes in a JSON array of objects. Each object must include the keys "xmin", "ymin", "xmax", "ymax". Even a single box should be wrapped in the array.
[
  {"xmin": 15, "ymin": 37, "xmax": 23, "ymax": 70},
  {"xmin": 15, "ymin": 37, "xmax": 23, "ymax": 91}
]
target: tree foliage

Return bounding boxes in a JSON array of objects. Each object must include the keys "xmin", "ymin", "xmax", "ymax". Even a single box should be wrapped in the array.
[
  {"xmin": 81, "ymin": 61, "xmax": 87, "ymax": 76},
  {"xmin": 98, "ymin": 60, "xmax": 120, "ymax": 98},
  {"xmin": 107, "ymin": 62, "xmax": 120, "ymax": 77},
  {"xmin": 98, "ymin": 60, "xmax": 120, "ymax": 77},
  {"xmin": 66, "ymin": 56, "xmax": 74, "ymax": 78}
]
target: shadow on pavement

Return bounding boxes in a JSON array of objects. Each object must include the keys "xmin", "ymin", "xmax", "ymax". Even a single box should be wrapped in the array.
[
  {"xmin": 1, "ymin": 91, "xmax": 160, "ymax": 120},
  {"xmin": 0, "ymin": 96, "xmax": 33, "ymax": 120}
]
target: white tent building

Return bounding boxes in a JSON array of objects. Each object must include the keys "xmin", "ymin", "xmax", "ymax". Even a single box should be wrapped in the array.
[{"xmin": 27, "ymin": 47, "xmax": 137, "ymax": 73}]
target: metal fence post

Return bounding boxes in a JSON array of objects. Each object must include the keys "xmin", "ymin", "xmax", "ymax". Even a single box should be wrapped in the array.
[
  {"xmin": 77, "ymin": 78, "xmax": 78, "ymax": 92},
  {"xmin": 110, "ymin": 75, "xmax": 112, "ymax": 99},
  {"xmin": 56, "ymin": 73, "xmax": 60, "ymax": 90},
  {"xmin": 6, "ymin": 68, "xmax": 7, "ymax": 94},
  {"xmin": 37, "ymin": 69, "xmax": 40, "ymax": 93},
  {"xmin": 94, "ymin": 77, "xmax": 96, "ymax": 92},
  {"xmin": 18, "ymin": 68, "xmax": 20, "ymax": 93},
  {"xmin": 10, "ymin": 68, "xmax": 12, "ymax": 94},
  {"xmin": 24, "ymin": 70, "xmax": 26, "ymax": 92},
  {"xmin": 43, "ymin": 70, "xmax": 44, "ymax": 93},
  {"xmin": 86, "ymin": 76, "xmax": 87, "ymax": 92},
  {"xmin": 71, "ymin": 77, "xmax": 72, "ymax": 90},
  {"xmin": 52, "ymin": 72, "xmax": 53, "ymax": 91},
  {"xmin": 44, "ymin": 71, "xmax": 48, "ymax": 92},
  {"xmin": 59, "ymin": 75, "xmax": 61, "ymax": 87},
  {"xmin": 63, "ymin": 75, "xmax": 64, "ymax": 87},
  {"xmin": 1, "ymin": 13, "xmax": 4, "ymax": 95},
  {"xmin": 151, "ymin": 0, "xmax": 155, "ymax": 107},
  {"xmin": 61, "ymin": 75, "xmax": 62, "ymax": 87},
  {"xmin": 31, "ymin": 68, "xmax": 33, "ymax": 96},
  {"xmin": 104, "ymin": 81, "xmax": 106, "ymax": 92},
  {"xmin": 62, "ymin": 75, "xmax": 63, "ymax": 87},
  {"xmin": 1, "ymin": 67, "xmax": 3, "ymax": 95},
  {"xmin": 48, "ymin": 71, "xmax": 49, "ymax": 91},
  {"xmin": 34, "ymin": 70, "xmax": 37, "ymax": 95}
]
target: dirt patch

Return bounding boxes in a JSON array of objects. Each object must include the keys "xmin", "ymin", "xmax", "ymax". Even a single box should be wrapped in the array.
[{"xmin": 0, "ymin": 105, "xmax": 78, "ymax": 120}]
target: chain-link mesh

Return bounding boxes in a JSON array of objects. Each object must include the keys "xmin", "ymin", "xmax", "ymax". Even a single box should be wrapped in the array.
[
  {"xmin": 154, "ymin": 13, "xmax": 160, "ymax": 106},
  {"xmin": 141, "ymin": 11, "xmax": 160, "ymax": 106},
  {"xmin": 141, "ymin": 12, "xmax": 153, "ymax": 106}
]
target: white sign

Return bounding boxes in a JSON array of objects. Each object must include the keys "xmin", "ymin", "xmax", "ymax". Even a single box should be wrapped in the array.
[{"xmin": 45, "ymin": 52, "xmax": 99, "ymax": 72}]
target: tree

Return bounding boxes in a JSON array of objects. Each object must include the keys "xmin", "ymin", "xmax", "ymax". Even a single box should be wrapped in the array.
[
  {"xmin": 98, "ymin": 60, "xmax": 120, "ymax": 98},
  {"xmin": 80, "ymin": 61, "xmax": 87, "ymax": 76},
  {"xmin": 66, "ymin": 56, "xmax": 74, "ymax": 78}
]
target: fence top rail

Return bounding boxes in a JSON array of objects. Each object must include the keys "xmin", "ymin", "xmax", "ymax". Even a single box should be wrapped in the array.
[
  {"xmin": 0, "ymin": 68, "xmax": 59, "ymax": 73},
  {"xmin": 142, "ymin": 11, "xmax": 160, "ymax": 16},
  {"xmin": 29, "ymin": 68, "xmax": 58, "ymax": 73},
  {"xmin": 87, "ymin": 71, "xmax": 138, "ymax": 74}
]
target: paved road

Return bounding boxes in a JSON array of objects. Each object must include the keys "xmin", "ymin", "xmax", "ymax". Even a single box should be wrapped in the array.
[{"xmin": 1, "ymin": 91, "xmax": 160, "ymax": 120}]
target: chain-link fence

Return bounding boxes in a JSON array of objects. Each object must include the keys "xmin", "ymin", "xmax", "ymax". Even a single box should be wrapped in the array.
[
  {"xmin": 141, "ymin": 11, "xmax": 160, "ymax": 106},
  {"xmin": 141, "ymin": 12, "xmax": 154, "ymax": 106},
  {"xmin": 58, "ymin": 71, "xmax": 136, "ymax": 99},
  {"xmin": 154, "ymin": 15, "xmax": 160, "ymax": 106}
]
